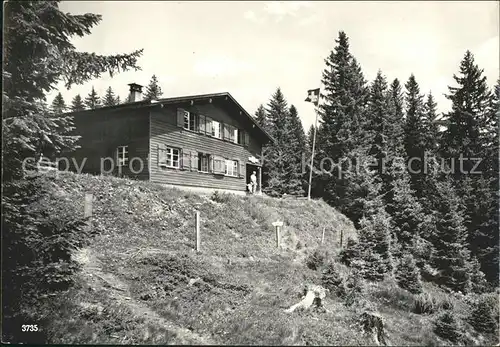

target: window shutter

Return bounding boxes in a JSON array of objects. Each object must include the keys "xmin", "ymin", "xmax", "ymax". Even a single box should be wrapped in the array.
[
  {"xmin": 206, "ymin": 117, "xmax": 213, "ymax": 135},
  {"xmin": 198, "ymin": 115, "xmax": 206, "ymax": 134},
  {"xmin": 239, "ymin": 162, "xmax": 245, "ymax": 179},
  {"xmin": 244, "ymin": 131, "xmax": 250, "ymax": 147},
  {"xmin": 190, "ymin": 151, "xmax": 198, "ymax": 171},
  {"xmin": 223, "ymin": 123, "xmax": 229, "ymax": 140},
  {"xmin": 177, "ymin": 108, "xmax": 185, "ymax": 128},
  {"xmin": 158, "ymin": 144, "xmax": 166, "ymax": 166},
  {"xmin": 213, "ymin": 156, "xmax": 224, "ymax": 174},
  {"xmin": 181, "ymin": 149, "xmax": 190, "ymax": 170},
  {"xmin": 209, "ymin": 155, "xmax": 214, "ymax": 173}
]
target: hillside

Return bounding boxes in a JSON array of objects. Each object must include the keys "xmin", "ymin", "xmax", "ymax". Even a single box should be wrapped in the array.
[{"xmin": 8, "ymin": 172, "xmax": 498, "ymax": 346}]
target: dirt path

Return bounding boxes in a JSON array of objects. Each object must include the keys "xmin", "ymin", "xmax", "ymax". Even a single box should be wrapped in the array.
[{"xmin": 74, "ymin": 247, "xmax": 215, "ymax": 345}]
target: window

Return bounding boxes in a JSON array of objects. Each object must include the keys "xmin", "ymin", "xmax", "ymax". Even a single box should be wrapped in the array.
[
  {"xmin": 211, "ymin": 120, "xmax": 222, "ymax": 139},
  {"xmin": 159, "ymin": 146, "xmax": 180, "ymax": 168},
  {"xmin": 198, "ymin": 153, "xmax": 210, "ymax": 173},
  {"xmin": 117, "ymin": 146, "xmax": 128, "ymax": 166},
  {"xmin": 225, "ymin": 159, "xmax": 238, "ymax": 177},
  {"xmin": 183, "ymin": 111, "xmax": 196, "ymax": 131}
]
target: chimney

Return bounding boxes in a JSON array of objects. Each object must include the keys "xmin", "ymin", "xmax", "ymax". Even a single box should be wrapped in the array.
[{"xmin": 127, "ymin": 83, "xmax": 143, "ymax": 102}]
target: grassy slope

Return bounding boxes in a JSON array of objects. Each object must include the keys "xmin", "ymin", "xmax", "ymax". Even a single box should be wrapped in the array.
[{"xmin": 32, "ymin": 172, "xmax": 493, "ymax": 345}]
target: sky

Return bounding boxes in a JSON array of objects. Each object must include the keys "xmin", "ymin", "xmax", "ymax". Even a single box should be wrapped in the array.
[{"xmin": 50, "ymin": 1, "xmax": 499, "ymax": 131}]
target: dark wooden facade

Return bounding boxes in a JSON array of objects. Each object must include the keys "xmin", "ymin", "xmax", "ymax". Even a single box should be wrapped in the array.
[{"xmin": 68, "ymin": 93, "xmax": 272, "ymax": 193}]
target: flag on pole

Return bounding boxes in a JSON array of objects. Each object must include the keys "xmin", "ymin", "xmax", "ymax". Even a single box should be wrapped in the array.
[{"xmin": 305, "ymin": 88, "xmax": 320, "ymax": 106}]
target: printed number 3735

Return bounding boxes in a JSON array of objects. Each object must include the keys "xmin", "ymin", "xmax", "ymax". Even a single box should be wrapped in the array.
[{"xmin": 22, "ymin": 325, "xmax": 39, "ymax": 332}]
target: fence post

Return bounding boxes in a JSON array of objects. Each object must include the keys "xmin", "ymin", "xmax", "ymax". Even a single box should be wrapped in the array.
[
  {"xmin": 340, "ymin": 229, "xmax": 344, "ymax": 248},
  {"xmin": 272, "ymin": 221, "xmax": 284, "ymax": 249},
  {"xmin": 195, "ymin": 211, "xmax": 200, "ymax": 252},
  {"xmin": 84, "ymin": 193, "xmax": 93, "ymax": 231},
  {"xmin": 321, "ymin": 227, "xmax": 325, "ymax": 245}
]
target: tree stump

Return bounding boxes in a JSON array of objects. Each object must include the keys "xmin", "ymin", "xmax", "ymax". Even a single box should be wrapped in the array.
[
  {"xmin": 285, "ymin": 284, "xmax": 329, "ymax": 313},
  {"xmin": 360, "ymin": 311, "xmax": 388, "ymax": 346}
]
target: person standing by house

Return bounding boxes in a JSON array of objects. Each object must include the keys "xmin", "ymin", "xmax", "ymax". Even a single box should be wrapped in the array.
[{"xmin": 250, "ymin": 171, "xmax": 258, "ymax": 194}]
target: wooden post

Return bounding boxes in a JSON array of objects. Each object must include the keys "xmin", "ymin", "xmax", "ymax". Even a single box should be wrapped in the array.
[
  {"xmin": 321, "ymin": 227, "xmax": 325, "ymax": 245},
  {"xmin": 195, "ymin": 211, "xmax": 200, "ymax": 252},
  {"xmin": 272, "ymin": 221, "xmax": 284, "ymax": 249},
  {"xmin": 84, "ymin": 194, "xmax": 93, "ymax": 231},
  {"xmin": 340, "ymin": 229, "xmax": 344, "ymax": 248}
]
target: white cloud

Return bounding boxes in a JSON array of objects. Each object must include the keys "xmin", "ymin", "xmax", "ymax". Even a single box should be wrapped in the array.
[
  {"xmin": 243, "ymin": 10, "xmax": 263, "ymax": 23},
  {"xmin": 193, "ymin": 56, "xmax": 256, "ymax": 78}
]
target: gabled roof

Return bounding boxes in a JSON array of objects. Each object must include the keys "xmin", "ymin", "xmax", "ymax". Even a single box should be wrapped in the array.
[{"xmin": 68, "ymin": 92, "xmax": 274, "ymax": 144}]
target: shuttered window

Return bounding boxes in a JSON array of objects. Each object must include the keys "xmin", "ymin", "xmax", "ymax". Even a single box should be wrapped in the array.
[
  {"xmin": 198, "ymin": 153, "xmax": 210, "ymax": 173},
  {"xmin": 225, "ymin": 159, "xmax": 238, "ymax": 177},
  {"xmin": 117, "ymin": 146, "xmax": 129, "ymax": 167},
  {"xmin": 159, "ymin": 145, "xmax": 180, "ymax": 169}
]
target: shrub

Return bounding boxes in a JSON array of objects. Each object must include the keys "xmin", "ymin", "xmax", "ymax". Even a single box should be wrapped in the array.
[
  {"xmin": 321, "ymin": 262, "xmax": 345, "ymax": 298},
  {"xmin": 413, "ymin": 292, "xmax": 454, "ymax": 315},
  {"xmin": 2, "ymin": 176, "xmax": 93, "ymax": 343},
  {"xmin": 468, "ymin": 293, "xmax": 499, "ymax": 334},
  {"xmin": 339, "ymin": 237, "xmax": 360, "ymax": 266},
  {"xmin": 433, "ymin": 311, "xmax": 463, "ymax": 343},
  {"xmin": 344, "ymin": 269, "xmax": 365, "ymax": 307},
  {"xmin": 306, "ymin": 248, "xmax": 328, "ymax": 271},
  {"xmin": 395, "ymin": 254, "xmax": 423, "ymax": 294},
  {"xmin": 413, "ymin": 293, "xmax": 438, "ymax": 314}
]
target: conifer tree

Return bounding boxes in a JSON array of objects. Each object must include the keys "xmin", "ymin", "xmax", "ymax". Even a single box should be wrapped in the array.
[
  {"xmin": 430, "ymin": 180, "xmax": 471, "ymax": 292},
  {"xmin": 440, "ymin": 52, "xmax": 498, "ymax": 284},
  {"xmin": 144, "ymin": 74, "xmax": 163, "ymax": 100},
  {"xmin": 386, "ymin": 78, "xmax": 405, "ymax": 157},
  {"xmin": 102, "ymin": 86, "xmax": 117, "ymax": 106},
  {"xmin": 395, "ymin": 253, "xmax": 423, "ymax": 294},
  {"xmin": 262, "ymin": 88, "xmax": 304, "ymax": 196},
  {"xmin": 2, "ymin": 1, "xmax": 143, "ymax": 180},
  {"xmin": 70, "ymin": 94, "xmax": 85, "ymax": 112},
  {"xmin": 289, "ymin": 105, "xmax": 307, "ymax": 191},
  {"xmin": 115, "ymin": 95, "xmax": 121, "ymax": 105},
  {"xmin": 315, "ymin": 31, "xmax": 370, "ymax": 216},
  {"xmin": 51, "ymin": 92, "xmax": 66, "ymax": 114},
  {"xmin": 84, "ymin": 87, "xmax": 101, "ymax": 110},
  {"xmin": 404, "ymin": 75, "xmax": 427, "ymax": 196},
  {"xmin": 254, "ymin": 104, "xmax": 270, "ymax": 134},
  {"xmin": 423, "ymin": 93, "xmax": 439, "ymax": 153}
]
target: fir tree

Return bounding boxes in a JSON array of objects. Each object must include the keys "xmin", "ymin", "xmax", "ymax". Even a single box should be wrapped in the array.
[
  {"xmin": 430, "ymin": 180, "xmax": 471, "ymax": 293},
  {"xmin": 440, "ymin": 52, "xmax": 498, "ymax": 284},
  {"xmin": 386, "ymin": 78, "xmax": 405, "ymax": 157},
  {"xmin": 262, "ymin": 88, "xmax": 305, "ymax": 196},
  {"xmin": 422, "ymin": 93, "xmax": 439, "ymax": 154},
  {"xmin": 102, "ymin": 86, "xmax": 117, "ymax": 106},
  {"xmin": 404, "ymin": 75, "xmax": 427, "ymax": 197},
  {"xmin": 254, "ymin": 104, "xmax": 270, "ymax": 134},
  {"xmin": 51, "ymin": 92, "xmax": 66, "ymax": 114},
  {"xmin": 315, "ymin": 31, "xmax": 370, "ymax": 214},
  {"xmin": 395, "ymin": 253, "xmax": 423, "ymax": 294},
  {"xmin": 289, "ymin": 105, "xmax": 307, "ymax": 191},
  {"xmin": 70, "ymin": 94, "xmax": 85, "ymax": 112},
  {"xmin": 144, "ymin": 74, "xmax": 163, "ymax": 100},
  {"xmin": 84, "ymin": 86, "xmax": 101, "ymax": 109},
  {"xmin": 115, "ymin": 95, "xmax": 121, "ymax": 105},
  {"xmin": 2, "ymin": 1, "xmax": 143, "ymax": 180}
]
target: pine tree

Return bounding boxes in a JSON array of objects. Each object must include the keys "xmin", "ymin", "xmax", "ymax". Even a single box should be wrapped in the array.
[
  {"xmin": 70, "ymin": 94, "xmax": 85, "ymax": 112},
  {"xmin": 430, "ymin": 180, "xmax": 471, "ymax": 293},
  {"xmin": 254, "ymin": 104, "xmax": 270, "ymax": 134},
  {"xmin": 404, "ymin": 75, "xmax": 427, "ymax": 197},
  {"xmin": 423, "ymin": 93, "xmax": 439, "ymax": 154},
  {"xmin": 103, "ymin": 86, "xmax": 117, "ymax": 106},
  {"xmin": 315, "ymin": 31, "xmax": 370, "ymax": 214},
  {"xmin": 395, "ymin": 253, "xmax": 423, "ymax": 294},
  {"xmin": 386, "ymin": 78, "xmax": 405, "ymax": 157},
  {"xmin": 2, "ymin": 1, "xmax": 143, "ymax": 180},
  {"xmin": 288, "ymin": 105, "xmax": 307, "ymax": 192},
  {"xmin": 84, "ymin": 86, "xmax": 101, "ymax": 110},
  {"xmin": 262, "ymin": 88, "xmax": 305, "ymax": 196},
  {"xmin": 440, "ymin": 52, "xmax": 498, "ymax": 284},
  {"xmin": 51, "ymin": 92, "xmax": 66, "ymax": 114},
  {"xmin": 115, "ymin": 95, "xmax": 121, "ymax": 105},
  {"xmin": 144, "ymin": 74, "xmax": 163, "ymax": 100}
]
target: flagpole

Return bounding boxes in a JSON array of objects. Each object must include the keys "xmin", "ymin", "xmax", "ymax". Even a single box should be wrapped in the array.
[{"xmin": 307, "ymin": 104, "xmax": 319, "ymax": 201}]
